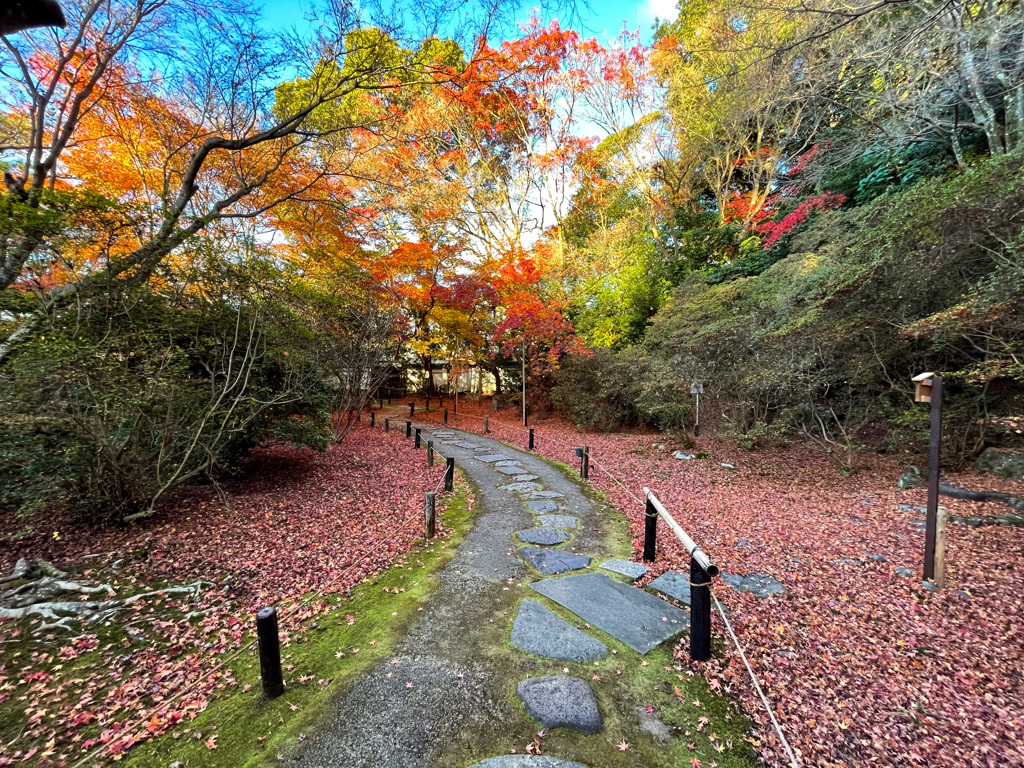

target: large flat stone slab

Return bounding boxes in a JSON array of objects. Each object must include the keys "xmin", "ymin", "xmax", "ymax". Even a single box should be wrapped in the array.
[
  {"xmin": 648, "ymin": 571, "xmax": 690, "ymax": 604},
  {"xmin": 720, "ymin": 572, "xmax": 785, "ymax": 597},
  {"xmin": 515, "ymin": 474, "xmax": 540, "ymax": 482},
  {"xmin": 517, "ymin": 528, "xmax": 570, "ymax": 545},
  {"xmin": 520, "ymin": 547, "xmax": 590, "ymax": 574},
  {"xmin": 510, "ymin": 600, "xmax": 608, "ymax": 662},
  {"xmin": 501, "ymin": 482, "xmax": 544, "ymax": 493},
  {"xmin": 600, "ymin": 559, "xmax": 649, "ymax": 581},
  {"xmin": 537, "ymin": 514, "xmax": 578, "ymax": 529},
  {"xmin": 527, "ymin": 500, "xmax": 559, "ymax": 513},
  {"xmin": 516, "ymin": 675, "xmax": 602, "ymax": 733},
  {"xmin": 477, "ymin": 454, "xmax": 515, "ymax": 463},
  {"xmin": 470, "ymin": 756, "xmax": 589, "ymax": 768},
  {"xmin": 495, "ymin": 464, "xmax": 526, "ymax": 475},
  {"xmin": 495, "ymin": 461, "xmax": 522, "ymax": 468},
  {"xmin": 527, "ymin": 491, "xmax": 564, "ymax": 499},
  {"xmin": 530, "ymin": 573, "xmax": 688, "ymax": 654}
]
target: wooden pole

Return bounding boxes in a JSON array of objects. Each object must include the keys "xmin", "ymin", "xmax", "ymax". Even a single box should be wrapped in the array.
[
  {"xmin": 414, "ymin": 428, "xmax": 421, "ymax": 449},
  {"xmin": 427, "ymin": 440, "xmax": 434, "ymax": 467},
  {"xmin": 256, "ymin": 607, "xmax": 285, "ymax": 698},
  {"xmin": 444, "ymin": 408, "xmax": 448, "ymax": 425},
  {"xmin": 444, "ymin": 458, "xmax": 454, "ymax": 492},
  {"xmin": 409, "ymin": 402, "xmax": 415, "ymax": 417},
  {"xmin": 484, "ymin": 415, "xmax": 490, "ymax": 434},
  {"xmin": 370, "ymin": 411, "xmax": 375, "ymax": 428},
  {"xmin": 643, "ymin": 497, "xmax": 658, "ymax": 562},
  {"xmin": 385, "ymin": 418, "xmax": 390, "ymax": 433},
  {"xmin": 934, "ymin": 506, "xmax": 948, "ymax": 588},
  {"xmin": 581, "ymin": 445, "xmax": 590, "ymax": 480},
  {"xmin": 689, "ymin": 557, "xmax": 712, "ymax": 661},
  {"xmin": 425, "ymin": 492, "xmax": 436, "ymax": 539},
  {"xmin": 924, "ymin": 375, "xmax": 943, "ymax": 582},
  {"xmin": 529, "ymin": 428, "xmax": 535, "ymax": 451},
  {"xmin": 406, "ymin": 420, "xmax": 412, "ymax": 438}
]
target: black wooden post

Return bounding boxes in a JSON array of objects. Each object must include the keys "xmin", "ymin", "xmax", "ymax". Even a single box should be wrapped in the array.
[
  {"xmin": 409, "ymin": 402, "xmax": 415, "ymax": 417},
  {"xmin": 581, "ymin": 445, "xmax": 590, "ymax": 480},
  {"xmin": 370, "ymin": 411, "xmax": 375, "ymax": 428},
  {"xmin": 924, "ymin": 374, "xmax": 944, "ymax": 582},
  {"xmin": 453, "ymin": 398, "xmax": 457, "ymax": 414},
  {"xmin": 425, "ymin": 492, "xmax": 436, "ymax": 539},
  {"xmin": 529, "ymin": 428, "xmax": 535, "ymax": 451},
  {"xmin": 524, "ymin": 406, "xmax": 529, "ymax": 427},
  {"xmin": 385, "ymin": 418, "xmax": 390, "ymax": 433},
  {"xmin": 427, "ymin": 440, "xmax": 434, "ymax": 466},
  {"xmin": 689, "ymin": 556, "xmax": 712, "ymax": 661},
  {"xmin": 444, "ymin": 408, "xmax": 448, "ymax": 425},
  {"xmin": 256, "ymin": 607, "xmax": 284, "ymax": 698},
  {"xmin": 484, "ymin": 415, "xmax": 490, "ymax": 433},
  {"xmin": 387, "ymin": 391, "xmax": 391, "ymax": 405},
  {"xmin": 406, "ymin": 420, "xmax": 412, "ymax": 438},
  {"xmin": 414, "ymin": 428, "xmax": 422, "ymax": 449},
  {"xmin": 643, "ymin": 497, "xmax": 658, "ymax": 562},
  {"xmin": 444, "ymin": 457, "xmax": 454, "ymax": 492}
]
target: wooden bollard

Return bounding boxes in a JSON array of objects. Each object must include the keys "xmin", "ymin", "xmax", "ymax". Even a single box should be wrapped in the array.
[
  {"xmin": 370, "ymin": 411, "xmax": 375, "ymax": 427},
  {"xmin": 529, "ymin": 428, "xmax": 535, "ymax": 451},
  {"xmin": 444, "ymin": 408, "xmax": 448, "ymax": 425},
  {"xmin": 425, "ymin": 492, "xmax": 436, "ymax": 539},
  {"xmin": 385, "ymin": 418, "xmax": 390, "ymax": 433},
  {"xmin": 444, "ymin": 457, "xmax": 454, "ymax": 492},
  {"xmin": 256, "ymin": 607, "xmax": 285, "ymax": 698},
  {"xmin": 689, "ymin": 556, "xmax": 712, "ymax": 661},
  {"xmin": 581, "ymin": 445, "xmax": 590, "ymax": 480},
  {"xmin": 524, "ymin": 406, "xmax": 529, "ymax": 427},
  {"xmin": 409, "ymin": 402, "xmax": 415, "ymax": 417},
  {"xmin": 406, "ymin": 420, "xmax": 412, "ymax": 438},
  {"xmin": 415, "ymin": 427, "xmax": 422, "ymax": 449},
  {"xmin": 642, "ymin": 496, "xmax": 657, "ymax": 562},
  {"xmin": 427, "ymin": 440, "xmax": 434, "ymax": 466},
  {"xmin": 484, "ymin": 415, "xmax": 490, "ymax": 433}
]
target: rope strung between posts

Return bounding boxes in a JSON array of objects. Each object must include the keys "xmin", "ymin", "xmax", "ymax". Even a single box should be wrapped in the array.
[
  {"xmin": 589, "ymin": 456, "xmax": 645, "ymax": 505},
  {"xmin": 711, "ymin": 588, "xmax": 802, "ymax": 768}
]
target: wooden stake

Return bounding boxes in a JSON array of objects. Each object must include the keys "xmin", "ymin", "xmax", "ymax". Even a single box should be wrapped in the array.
[{"xmin": 256, "ymin": 607, "xmax": 284, "ymax": 698}]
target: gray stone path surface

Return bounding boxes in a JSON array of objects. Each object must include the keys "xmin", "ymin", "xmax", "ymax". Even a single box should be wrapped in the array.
[
  {"xmin": 511, "ymin": 600, "xmax": 608, "ymax": 662},
  {"xmin": 516, "ymin": 675, "xmax": 603, "ymax": 733},
  {"xmin": 287, "ymin": 421, "xmax": 605, "ymax": 768}
]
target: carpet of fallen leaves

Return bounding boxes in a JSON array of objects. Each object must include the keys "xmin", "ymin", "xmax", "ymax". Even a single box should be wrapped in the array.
[
  {"xmin": 0, "ymin": 424, "xmax": 445, "ymax": 766},
  {"xmin": 422, "ymin": 401, "xmax": 1024, "ymax": 768}
]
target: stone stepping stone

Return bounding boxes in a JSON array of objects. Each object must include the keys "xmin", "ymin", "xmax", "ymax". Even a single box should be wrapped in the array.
[
  {"xmin": 469, "ymin": 756, "xmax": 588, "ymax": 768},
  {"xmin": 478, "ymin": 454, "xmax": 515, "ymax": 463},
  {"xmin": 720, "ymin": 572, "xmax": 785, "ymax": 597},
  {"xmin": 526, "ymin": 500, "xmax": 558, "ymax": 513},
  {"xmin": 495, "ymin": 461, "xmax": 522, "ymax": 467},
  {"xmin": 515, "ymin": 474, "xmax": 540, "ymax": 482},
  {"xmin": 431, "ymin": 431, "xmax": 455, "ymax": 437},
  {"xmin": 519, "ymin": 547, "xmax": 590, "ymax": 574},
  {"xmin": 517, "ymin": 528, "xmax": 570, "ymax": 545},
  {"xmin": 530, "ymin": 573, "xmax": 688, "ymax": 654},
  {"xmin": 495, "ymin": 465, "xmax": 526, "ymax": 475},
  {"xmin": 501, "ymin": 482, "xmax": 544, "ymax": 493},
  {"xmin": 510, "ymin": 600, "xmax": 608, "ymax": 662},
  {"xmin": 536, "ymin": 515, "xmax": 578, "ymax": 529},
  {"xmin": 454, "ymin": 442, "xmax": 481, "ymax": 449},
  {"xmin": 527, "ymin": 491, "xmax": 564, "ymax": 499},
  {"xmin": 600, "ymin": 559, "xmax": 649, "ymax": 580},
  {"xmin": 648, "ymin": 571, "xmax": 690, "ymax": 604},
  {"xmin": 516, "ymin": 675, "xmax": 602, "ymax": 734}
]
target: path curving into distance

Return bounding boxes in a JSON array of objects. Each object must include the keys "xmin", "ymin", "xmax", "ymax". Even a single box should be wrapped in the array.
[{"xmin": 286, "ymin": 422, "xmax": 693, "ymax": 768}]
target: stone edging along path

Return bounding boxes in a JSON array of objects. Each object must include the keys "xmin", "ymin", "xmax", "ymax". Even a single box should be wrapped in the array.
[{"xmin": 285, "ymin": 423, "xmax": 717, "ymax": 768}]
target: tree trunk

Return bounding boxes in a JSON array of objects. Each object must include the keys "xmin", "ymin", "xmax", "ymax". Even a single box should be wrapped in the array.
[{"xmin": 479, "ymin": 360, "xmax": 503, "ymax": 395}]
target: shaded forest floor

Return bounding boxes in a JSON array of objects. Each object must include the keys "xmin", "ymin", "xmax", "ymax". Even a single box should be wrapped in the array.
[
  {"xmin": 418, "ymin": 399, "xmax": 1024, "ymax": 768},
  {"xmin": 0, "ymin": 426, "xmax": 452, "ymax": 766}
]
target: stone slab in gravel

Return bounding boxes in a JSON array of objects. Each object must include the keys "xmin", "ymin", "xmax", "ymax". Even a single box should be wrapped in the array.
[
  {"xmin": 517, "ymin": 528, "xmax": 570, "ymax": 545},
  {"xmin": 516, "ymin": 675, "xmax": 603, "ymax": 733},
  {"xmin": 510, "ymin": 600, "xmax": 608, "ymax": 662},
  {"xmin": 530, "ymin": 573, "xmax": 688, "ymax": 654},
  {"xmin": 477, "ymin": 454, "xmax": 515, "ymax": 463},
  {"xmin": 515, "ymin": 474, "xmax": 540, "ymax": 482},
  {"xmin": 527, "ymin": 491, "xmax": 564, "ymax": 499},
  {"xmin": 537, "ymin": 515, "xmax": 578, "ymax": 529},
  {"xmin": 501, "ymin": 482, "xmax": 544, "ymax": 493},
  {"xmin": 469, "ymin": 756, "xmax": 589, "ymax": 768},
  {"xmin": 519, "ymin": 547, "xmax": 591, "ymax": 574},
  {"xmin": 495, "ymin": 461, "xmax": 522, "ymax": 467},
  {"xmin": 600, "ymin": 559, "xmax": 649, "ymax": 580},
  {"xmin": 495, "ymin": 464, "xmax": 527, "ymax": 475},
  {"xmin": 526, "ymin": 500, "xmax": 559, "ymax": 513},
  {"xmin": 648, "ymin": 571, "xmax": 691, "ymax": 604},
  {"xmin": 720, "ymin": 572, "xmax": 785, "ymax": 597}
]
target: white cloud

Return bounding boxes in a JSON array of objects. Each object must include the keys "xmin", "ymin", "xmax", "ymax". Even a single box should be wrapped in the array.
[{"xmin": 643, "ymin": 0, "xmax": 679, "ymax": 23}]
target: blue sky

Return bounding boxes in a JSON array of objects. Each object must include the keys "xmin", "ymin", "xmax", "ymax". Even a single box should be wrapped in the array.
[{"xmin": 258, "ymin": 0, "xmax": 679, "ymax": 46}]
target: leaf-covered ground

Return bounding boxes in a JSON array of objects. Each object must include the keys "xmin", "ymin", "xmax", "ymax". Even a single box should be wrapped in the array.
[
  {"xmin": 0, "ymin": 425, "xmax": 447, "ymax": 766},
  {"xmin": 422, "ymin": 401, "xmax": 1024, "ymax": 768}
]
